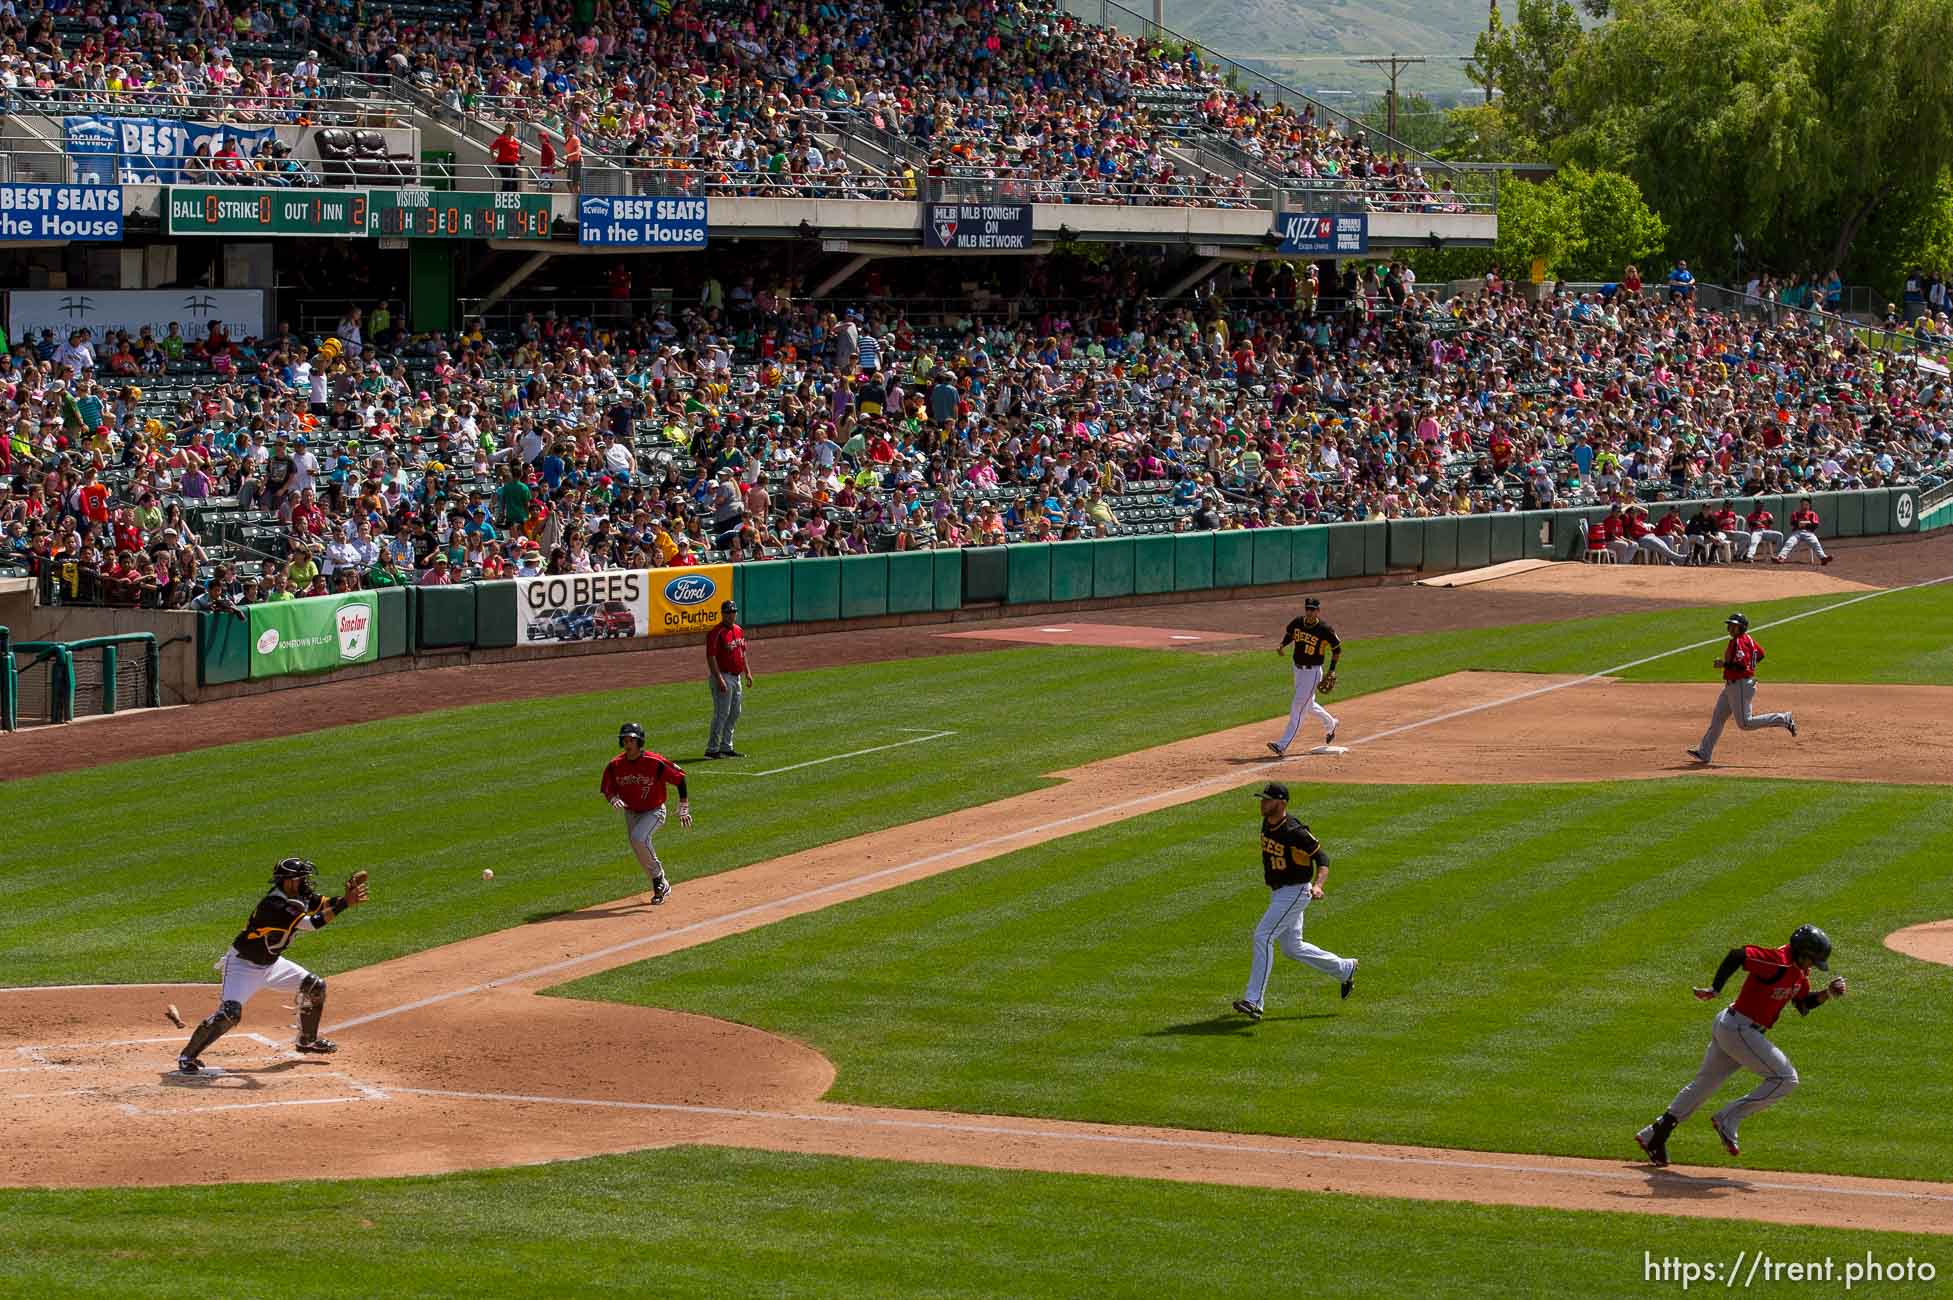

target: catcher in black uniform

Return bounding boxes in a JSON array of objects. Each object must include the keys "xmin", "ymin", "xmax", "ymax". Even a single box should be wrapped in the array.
[{"xmin": 176, "ymin": 857, "xmax": 370, "ymax": 1075}]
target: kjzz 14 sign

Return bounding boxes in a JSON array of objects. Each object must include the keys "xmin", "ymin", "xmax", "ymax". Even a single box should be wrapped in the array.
[
  {"xmin": 1275, "ymin": 212, "xmax": 1368, "ymax": 256},
  {"xmin": 924, "ymin": 202, "xmax": 1031, "ymax": 251},
  {"xmin": 515, "ymin": 564, "xmax": 734, "ymax": 646}
]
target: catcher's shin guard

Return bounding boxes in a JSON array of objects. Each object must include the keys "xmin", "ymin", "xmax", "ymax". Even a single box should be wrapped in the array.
[
  {"xmin": 297, "ymin": 975, "xmax": 327, "ymax": 1042},
  {"xmin": 183, "ymin": 1000, "xmax": 242, "ymax": 1059}
]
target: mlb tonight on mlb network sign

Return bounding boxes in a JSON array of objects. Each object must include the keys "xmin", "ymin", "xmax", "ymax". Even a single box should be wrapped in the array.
[
  {"xmin": 577, "ymin": 196, "xmax": 708, "ymax": 247},
  {"xmin": 925, "ymin": 202, "xmax": 1032, "ymax": 251}
]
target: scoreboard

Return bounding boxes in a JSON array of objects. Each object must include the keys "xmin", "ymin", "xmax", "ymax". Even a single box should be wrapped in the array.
[{"xmin": 366, "ymin": 190, "xmax": 553, "ymax": 239}]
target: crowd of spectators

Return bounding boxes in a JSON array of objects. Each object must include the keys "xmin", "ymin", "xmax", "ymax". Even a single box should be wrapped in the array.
[
  {"xmin": 6, "ymin": 252, "xmax": 1950, "ymax": 611},
  {"xmin": 347, "ymin": 0, "xmax": 1461, "ymax": 209},
  {"xmin": 0, "ymin": 0, "xmax": 353, "ymax": 124}
]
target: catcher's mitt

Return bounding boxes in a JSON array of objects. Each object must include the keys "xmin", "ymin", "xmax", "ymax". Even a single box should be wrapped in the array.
[
  {"xmin": 1319, "ymin": 671, "xmax": 1338, "ymax": 694},
  {"xmin": 344, "ymin": 870, "xmax": 370, "ymax": 905}
]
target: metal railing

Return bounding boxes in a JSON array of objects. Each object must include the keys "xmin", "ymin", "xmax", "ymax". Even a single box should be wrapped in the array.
[{"xmin": 10, "ymin": 83, "xmax": 412, "ymax": 128}]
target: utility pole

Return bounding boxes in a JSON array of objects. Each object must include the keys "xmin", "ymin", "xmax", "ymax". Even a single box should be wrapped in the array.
[{"xmin": 1356, "ymin": 53, "xmax": 1426, "ymax": 139}]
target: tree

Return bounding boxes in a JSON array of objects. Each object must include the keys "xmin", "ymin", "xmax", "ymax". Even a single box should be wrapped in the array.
[
  {"xmin": 1551, "ymin": 164, "xmax": 1667, "ymax": 280},
  {"xmin": 1466, "ymin": 0, "xmax": 1583, "ymax": 140},
  {"xmin": 1554, "ymin": 0, "xmax": 1953, "ymax": 275},
  {"xmin": 1358, "ymin": 92, "xmax": 1451, "ymax": 157}
]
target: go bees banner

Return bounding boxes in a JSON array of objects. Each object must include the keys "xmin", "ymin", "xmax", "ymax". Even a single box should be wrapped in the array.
[{"xmin": 515, "ymin": 565, "xmax": 732, "ymax": 646}]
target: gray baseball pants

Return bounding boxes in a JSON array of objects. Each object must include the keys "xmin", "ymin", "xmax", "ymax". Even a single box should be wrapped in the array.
[
  {"xmin": 1697, "ymin": 678, "xmax": 1792, "ymax": 759},
  {"xmin": 708, "ymin": 677, "xmax": 743, "ymax": 753},
  {"xmin": 1665, "ymin": 1007, "xmax": 1798, "ymax": 1141}
]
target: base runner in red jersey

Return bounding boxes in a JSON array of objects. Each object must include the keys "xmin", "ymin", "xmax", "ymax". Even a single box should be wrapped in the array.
[
  {"xmin": 1688, "ymin": 611, "xmax": 1795, "ymax": 764},
  {"xmin": 600, "ymin": 721, "xmax": 690, "ymax": 905},
  {"xmin": 1634, "ymin": 925, "xmax": 1847, "ymax": 1166}
]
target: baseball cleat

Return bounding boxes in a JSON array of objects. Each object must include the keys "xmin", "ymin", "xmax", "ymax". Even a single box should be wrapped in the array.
[
  {"xmin": 1712, "ymin": 1115, "xmax": 1740, "ymax": 1157},
  {"xmin": 1324, "ymin": 729, "xmax": 1337, "ymax": 745},
  {"xmin": 1341, "ymin": 959, "xmax": 1358, "ymax": 1000},
  {"xmin": 721, "ymin": 748, "xmax": 745, "ymax": 758},
  {"xmin": 699, "ymin": 751, "xmax": 721, "ymax": 760},
  {"xmin": 177, "ymin": 1055, "xmax": 203, "ymax": 1075},
  {"xmin": 1786, "ymin": 714, "xmax": 1797, "ymax": 738},
  {"xmin": 1266, "ymin": 742, "xmax": 1286, "ymax": 758},
  {"xmin": 1634, "ymin": 1125, "xmax": 1670, "ymax": 1167},
  {"xmin": 294, "ymin": 1037, "xmax": 338, "ymax": 1055},
  {"xmin": 1687, "ymin": 749, "xmax": 1709, "ymax": 764},
  {"xmin": 1821, "ymin": 554, "xmax": 1834, "ymax": 566},
  {"xmin": 652, "ymin": 877, "xmax": 672, "ymax": 905},
  {"xmin": 1230, "ymin": 998, "xmax": 1263, "ymax": 1021}
]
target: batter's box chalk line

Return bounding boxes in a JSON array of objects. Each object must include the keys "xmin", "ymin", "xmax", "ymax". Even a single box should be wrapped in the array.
[{"xmin": 7, "ymin": 1032, "xmax": 286, "ymax": 1074}]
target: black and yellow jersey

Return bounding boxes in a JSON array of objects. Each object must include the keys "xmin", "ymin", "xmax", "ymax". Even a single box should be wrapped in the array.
[
  {"xmin": 232, "ymin": 888, "xmax": 331, "ymax": 966},
  {"xmin": 1283, "ymin": 617, "xmax": 1340, "ymax": 666},
  {"xmin": 1260, "ymin": 816, "xmax": 1323, "ymax": 889}
]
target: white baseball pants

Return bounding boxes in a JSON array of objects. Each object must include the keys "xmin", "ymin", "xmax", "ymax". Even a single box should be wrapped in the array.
[
  {"xmin": 215, "ymin": 949, "xmax": 312, "ymax": 1009},
  {"xmin": 1776, "ymin": 528, "xmax": 1827, "ymax": 562},
  {"xmin": 1665, "ymin": 1007, "xmax": 1799, "ymax": 1141},
  {"xmin": 626, "ymin": 806, "xmax": 668, "ymax": 884},
  {"xmin": 1743, "ymin": 529, "xmax": 1783, "ymax": 560},
  {"xmin": 1243, "ymin": 884, "xmax": 1354, "ymax": 1007},
  {"xmin": 1276, "ymin": 664, "xmax": 1337, "ymax": 751}
]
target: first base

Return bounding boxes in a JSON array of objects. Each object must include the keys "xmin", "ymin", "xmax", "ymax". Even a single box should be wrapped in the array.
[{"xmin": 1310, "ymin": 745, "xmax": 1350, "ymax": 756}]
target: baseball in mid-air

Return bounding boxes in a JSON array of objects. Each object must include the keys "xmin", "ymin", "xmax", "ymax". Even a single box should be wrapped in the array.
[{"xmin": 481, "ymin": 869, "xmax": 494, "ymax": 881}]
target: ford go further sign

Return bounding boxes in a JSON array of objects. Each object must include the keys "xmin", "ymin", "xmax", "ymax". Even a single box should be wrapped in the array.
[
  {"xmin": 513, "ymin": 565, "xmax": 733, "ymax": 645},
  {"xmin": 577, "ymin": 195, "xmax": 708, "ymax": 247}
]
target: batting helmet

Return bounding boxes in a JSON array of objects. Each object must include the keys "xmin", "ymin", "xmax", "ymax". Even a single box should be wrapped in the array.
[
  {"xmin": 272, "ymin": 857, "xmax": 316, "ymax": 889},
  {"xmin": 1725, "ymin": 611, "xmax": 1750, "ymax": 631},
  {"xmin": 721, "ymin": 600, "xmax": 738, "ymax": 615},
  {"xmin": 1789, "ymin": 923, "xmax": 1832, "ymax": 971},
  {"xmin": 618, "ymin": 722, "xmax": 647, "ymax": 747}
]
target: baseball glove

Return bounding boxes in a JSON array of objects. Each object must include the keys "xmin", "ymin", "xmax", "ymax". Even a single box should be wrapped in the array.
[
  {"xmin": 344, "ymin": 870, "xmax": 370, "ymax": 906},
  {"xmin": 1319, "ymin": 671, "xmax": 1338, "ymax": 694}
]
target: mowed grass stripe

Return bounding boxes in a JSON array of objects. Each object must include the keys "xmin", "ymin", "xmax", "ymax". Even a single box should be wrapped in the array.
[
  {"xmin": 561, "ymin": 779, "xmax": 1953, "ymax": 1181},
  {"xmin": 1, "ymin": 1145, "xmax": 1948, "ymax": 1298}
]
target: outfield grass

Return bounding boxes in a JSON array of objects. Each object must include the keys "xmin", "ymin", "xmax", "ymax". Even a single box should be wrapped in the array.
[
  {"xmin": 1, "ymin": 1146, "xmax": 1945, "ymax": 1298},
  {"xmin": 561, "ymin": 778, "xmax": 1953, "ymax": 1183},
  {"xmin": 6, "ymin": 582, "xmax": 1947, "ymax": 986}
]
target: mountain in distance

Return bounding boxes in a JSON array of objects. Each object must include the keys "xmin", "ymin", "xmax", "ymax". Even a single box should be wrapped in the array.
[{"xmin": 1158, "ymin": 0, "xmax": 1492, "ymax": 99}]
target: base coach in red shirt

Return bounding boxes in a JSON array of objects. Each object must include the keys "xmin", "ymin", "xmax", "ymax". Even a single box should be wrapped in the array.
[
  {"xmin": 1636, "ymin": 925, "xmax": 1846, "ymax": 1165},
  {"xmin": 703, "ymin": 600, "xmax": 753, "ymax": 759}
]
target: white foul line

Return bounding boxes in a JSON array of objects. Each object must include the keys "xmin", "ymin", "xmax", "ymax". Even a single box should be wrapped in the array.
[
  {"xmin": 377, "ymin": 1086, "xmax": 1953, "ymax": 1208},
  {"xmin": 710, "ymin": 729, "xmax": 957, "ymax": 777},
  {"xmin": 335, "ymin": 573, "xmax": 1953, "ymax": 1035}
]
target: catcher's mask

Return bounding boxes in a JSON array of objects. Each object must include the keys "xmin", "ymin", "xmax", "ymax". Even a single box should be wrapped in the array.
[{"xmin": 272, "ymin": 856, "xmax": 316, "ymax": 891}]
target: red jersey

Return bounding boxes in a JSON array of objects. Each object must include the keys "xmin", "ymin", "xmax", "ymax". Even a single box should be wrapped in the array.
[
  {"xmin": 600, "ymin": 750, "xmax": 685, "ymax": 812},
  {"xmin": 1623, "ymin": 513, "xmax": 1651, "ymax": 540},
  {"xmin": 1711, "ymin": 509, "xmax": 1738, "ymax": 530},
  {"xmin": 1729, "ymin": 944, "xmax": 1810, "ymax": 1030},
  {"xmin": 1791, "ymin": 507, "xmax": 1820, "ymax": 532},
  {"xmin": 1599, "ymin": 513, "xmax": 1624, "ymax": 542},
  {"xmin": 1655, "ymin": 512, "xmax": 1685, "ymax": 537},
  {"xmin": 1746, "ymin": 508, "xmax": 1773, "ymax": 530},
  {"xmin": 78, "ymin": 481, "xmax": 111, "ymax": 523},
  {"xmin": 1720, "ymin": 632, "xmax": 1764, "ymax": 681},
  {"xmin": 705, "ymin": 622, "xmax": 747, "ymax": 675}
]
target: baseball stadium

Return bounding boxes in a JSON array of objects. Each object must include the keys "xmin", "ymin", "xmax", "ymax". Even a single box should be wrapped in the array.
[{"xmin": 6, "ymin": 0, "xmax": 1953, "ymax": 1294}]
